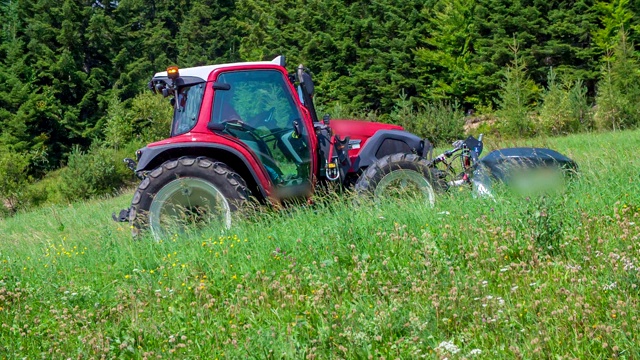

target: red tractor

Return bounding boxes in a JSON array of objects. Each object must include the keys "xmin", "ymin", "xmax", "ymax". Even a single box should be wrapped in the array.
[
  {"xmin": 114, "ymin": 56, "xmax": 576, "ymax": 238},
  {"xmin": 114, "ymin": 56, "xmax": 445, "ymax": 237}
]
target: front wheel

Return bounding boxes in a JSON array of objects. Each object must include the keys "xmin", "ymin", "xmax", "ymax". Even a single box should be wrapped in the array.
[
  {"xmin": 355, "ymin": 153, "xmax": 447, "ymax": 206},
  {"xmin": 129, "ymin": 157, "xmax": 249, "ymax": 239}
]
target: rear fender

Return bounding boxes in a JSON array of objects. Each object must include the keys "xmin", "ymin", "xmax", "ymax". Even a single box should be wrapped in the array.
[
  {"xmin": 135, "ymin": 143, "xmax": 270, "ymax": 201},
  {"xmin": 351, "ymin": 130, "xmax": 425, "ymax": 170}
]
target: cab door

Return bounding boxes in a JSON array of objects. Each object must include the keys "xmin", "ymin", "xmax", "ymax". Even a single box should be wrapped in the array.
[{"xmin": 209, "ymin": 69, "xmax": 314, "ymax": 197}]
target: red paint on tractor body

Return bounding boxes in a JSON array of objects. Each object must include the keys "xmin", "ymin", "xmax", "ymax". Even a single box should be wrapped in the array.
[{"xmin": 330, "ymin": 119, "xmax": 404, "ymax": 164}]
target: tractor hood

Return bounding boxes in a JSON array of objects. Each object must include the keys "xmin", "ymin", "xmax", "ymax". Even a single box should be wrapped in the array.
[
  {"xmin": 330, "ymin": 119, "xmax": 403, "ymax": 154},
  {"xmin": 328, "ymin": 119, "xmax": 425, "ymax": 172},
  {"xmin": 330, "ymin": 119, "xmax": 403, "ymax": 139}
]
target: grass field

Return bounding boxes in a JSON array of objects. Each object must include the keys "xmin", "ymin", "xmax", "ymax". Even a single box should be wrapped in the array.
[{"xmin": 1, "ymin": 130, "xmax": 639, "ymax": 359}]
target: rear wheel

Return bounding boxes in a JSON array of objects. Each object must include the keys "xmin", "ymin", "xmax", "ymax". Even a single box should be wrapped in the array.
[
  {"xmin": 129, "ymin": 157, "xmax": 249, "ymax": 239},
  {"xmin": 355, "ymin": 153, "xmax": 447, "ymax": 205}
]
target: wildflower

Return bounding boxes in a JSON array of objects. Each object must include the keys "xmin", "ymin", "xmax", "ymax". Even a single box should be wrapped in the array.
[
  {"xmin": 469, "ymin": 349, "xmax": 482, "ymax": 356},
  {"xmin": 437, "ymin": 340, "xmax": 460, "ymax": 354},
  {"xmin": 603, "ymin": 282, "xmax": 617, "ymax": 291}
]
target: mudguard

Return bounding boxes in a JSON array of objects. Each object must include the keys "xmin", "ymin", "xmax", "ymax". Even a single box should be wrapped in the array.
[
  {"xmin": 134, "ymin": 142, "xmax": 270, "ymax": 199},
  {"xmin": 479, "ymin": 147, "xmax": 578, "ymax": 182},
  {"xmin": 351, "ymin": 130, "xmax": 424, "ymax": 170}
]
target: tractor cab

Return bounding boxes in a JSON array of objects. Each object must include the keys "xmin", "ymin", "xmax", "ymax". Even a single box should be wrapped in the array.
[{"xmin": 143, "ymin": 56, "xmax": 320, "ymax": 200}]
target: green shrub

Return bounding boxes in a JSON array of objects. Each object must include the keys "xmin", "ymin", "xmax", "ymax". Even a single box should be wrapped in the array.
[
  {"xmin": 317, "ymin": 101, "xmax": 381, "ymax": 122},
  {"xmin": 104, "ymin": 95, "xmax": 135, "ymax": 149},
  {"xmin": 130, "ymin": 92, "xmax": 173, "ymax": 143},
  {"xmin": 20, "ymin": 169, "xmax": 65, "ymax": 208},
  {"xmin": 0, "ymin": 149, "xmax": 31, "ymax": 214},
  {"xmin": 104, "ymin": 92, "xmax": 173, "ymax": 149},
  {"xmin": 496, "ymin": 40, "xmax": 538, "ymax": 137},
  {"xmin": 59, "ymin": 144, "xmax": 137, "ymax": 202},
  {"xmin": 537, "ymin": 68, "xmax": 592, "ymax": 135},
  {"xmin": 389, "ymin": 92, "xmax": 465, "ymax": 147},
  {"xmin": 594, "ymin": 32, "xmax": 640, "ymax": 130}
]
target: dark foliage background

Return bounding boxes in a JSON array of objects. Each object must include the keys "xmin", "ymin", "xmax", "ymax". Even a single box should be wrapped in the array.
[{"xmin": 1, "ymin": 0, "xmax": 639, "ymax": 211}]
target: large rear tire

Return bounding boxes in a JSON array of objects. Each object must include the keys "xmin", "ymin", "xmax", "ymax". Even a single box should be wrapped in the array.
[
  {"xmin": 355, "ymin": 153, "xmax": 447, "ymax": 206},
  {"xmin": 129, "ymin": 157, "xmax": 249, "ymax": 239}
]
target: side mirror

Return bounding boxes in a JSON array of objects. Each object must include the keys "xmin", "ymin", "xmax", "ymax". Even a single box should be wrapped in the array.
[
  {"xmin": 213, "ymin": 82, "xmax": 231, "ymax": 91},
  {"xmin": 297, "ymin": 64, "xmax": 314, "ymax": 97},
  {"xmin": 302, "ymin": 73, "xmax": 314, "ymax": 97}
]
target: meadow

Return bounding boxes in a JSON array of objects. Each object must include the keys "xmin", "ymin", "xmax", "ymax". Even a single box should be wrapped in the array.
[{"xmin": 0, "ymin": 130, "xmax": 638, "ymax": 359}]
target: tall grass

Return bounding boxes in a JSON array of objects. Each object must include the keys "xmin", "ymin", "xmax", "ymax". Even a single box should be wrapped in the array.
[{"xmin": 0, "ymin": 130, "xmax": 638, "ymax": 358}]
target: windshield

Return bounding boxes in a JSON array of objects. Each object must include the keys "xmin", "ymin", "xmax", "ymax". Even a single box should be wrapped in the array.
[{"xmin": 172, "ymin": 82, "xmax": 205, "ymax": 136}]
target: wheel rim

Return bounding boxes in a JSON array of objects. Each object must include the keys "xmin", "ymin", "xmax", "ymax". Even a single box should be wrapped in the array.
[
  {"xmin": 374, "ymin": 169, "xmax": 435, "ymax": 206},
  {"xmin": 148, "ymin": 177, "xmax": 231, "ymax": 240}
]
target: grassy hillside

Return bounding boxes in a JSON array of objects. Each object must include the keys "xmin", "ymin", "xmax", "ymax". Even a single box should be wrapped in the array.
[{"xmin": 0, "ymin": 130, "xmax": 638, "ymax": 359}]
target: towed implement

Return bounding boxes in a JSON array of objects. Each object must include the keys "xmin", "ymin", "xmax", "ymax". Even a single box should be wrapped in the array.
[{"xmin": 114, "ymin": 56, "xmax": 577, "ymax": 238}]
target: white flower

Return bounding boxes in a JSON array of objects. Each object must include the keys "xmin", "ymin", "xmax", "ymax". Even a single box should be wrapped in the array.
[
  {"xmin": 437, "ymin": 340, "xmax": 460, "ymax": 354},
  {"xmin": 469, "ymin": 348, "xmax": 482, "ymax": 356},
  {"xmin": 603, "ymin": 282, "xmax": 617, "ymax": 291}
]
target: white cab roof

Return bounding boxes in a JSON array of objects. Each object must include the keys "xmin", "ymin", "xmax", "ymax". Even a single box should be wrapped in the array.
[{"xmin": 153, "ymin": 56, "xmax": 285, "ymax": 81}]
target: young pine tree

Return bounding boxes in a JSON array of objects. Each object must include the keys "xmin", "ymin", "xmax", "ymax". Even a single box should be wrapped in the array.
[
  {"xmin": 537, "ymin": 68, "xmax": 592, "ymax": 135},
  {"xmin": 496, "ymin": 39, "xmax": 538, "ymax": 137},
  {"xmin": 594, "ymin": 30, "xmax": 640, "ymax": 130}
]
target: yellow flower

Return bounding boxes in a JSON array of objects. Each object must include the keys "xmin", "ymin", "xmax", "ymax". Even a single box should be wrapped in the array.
[
  {"xmin": 125, "ymin": 275, "xmax": 130, "ymax": 279},
  {"xmin": 232, "ymin": 274, "xmax": 237, "ymax": 280}
]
